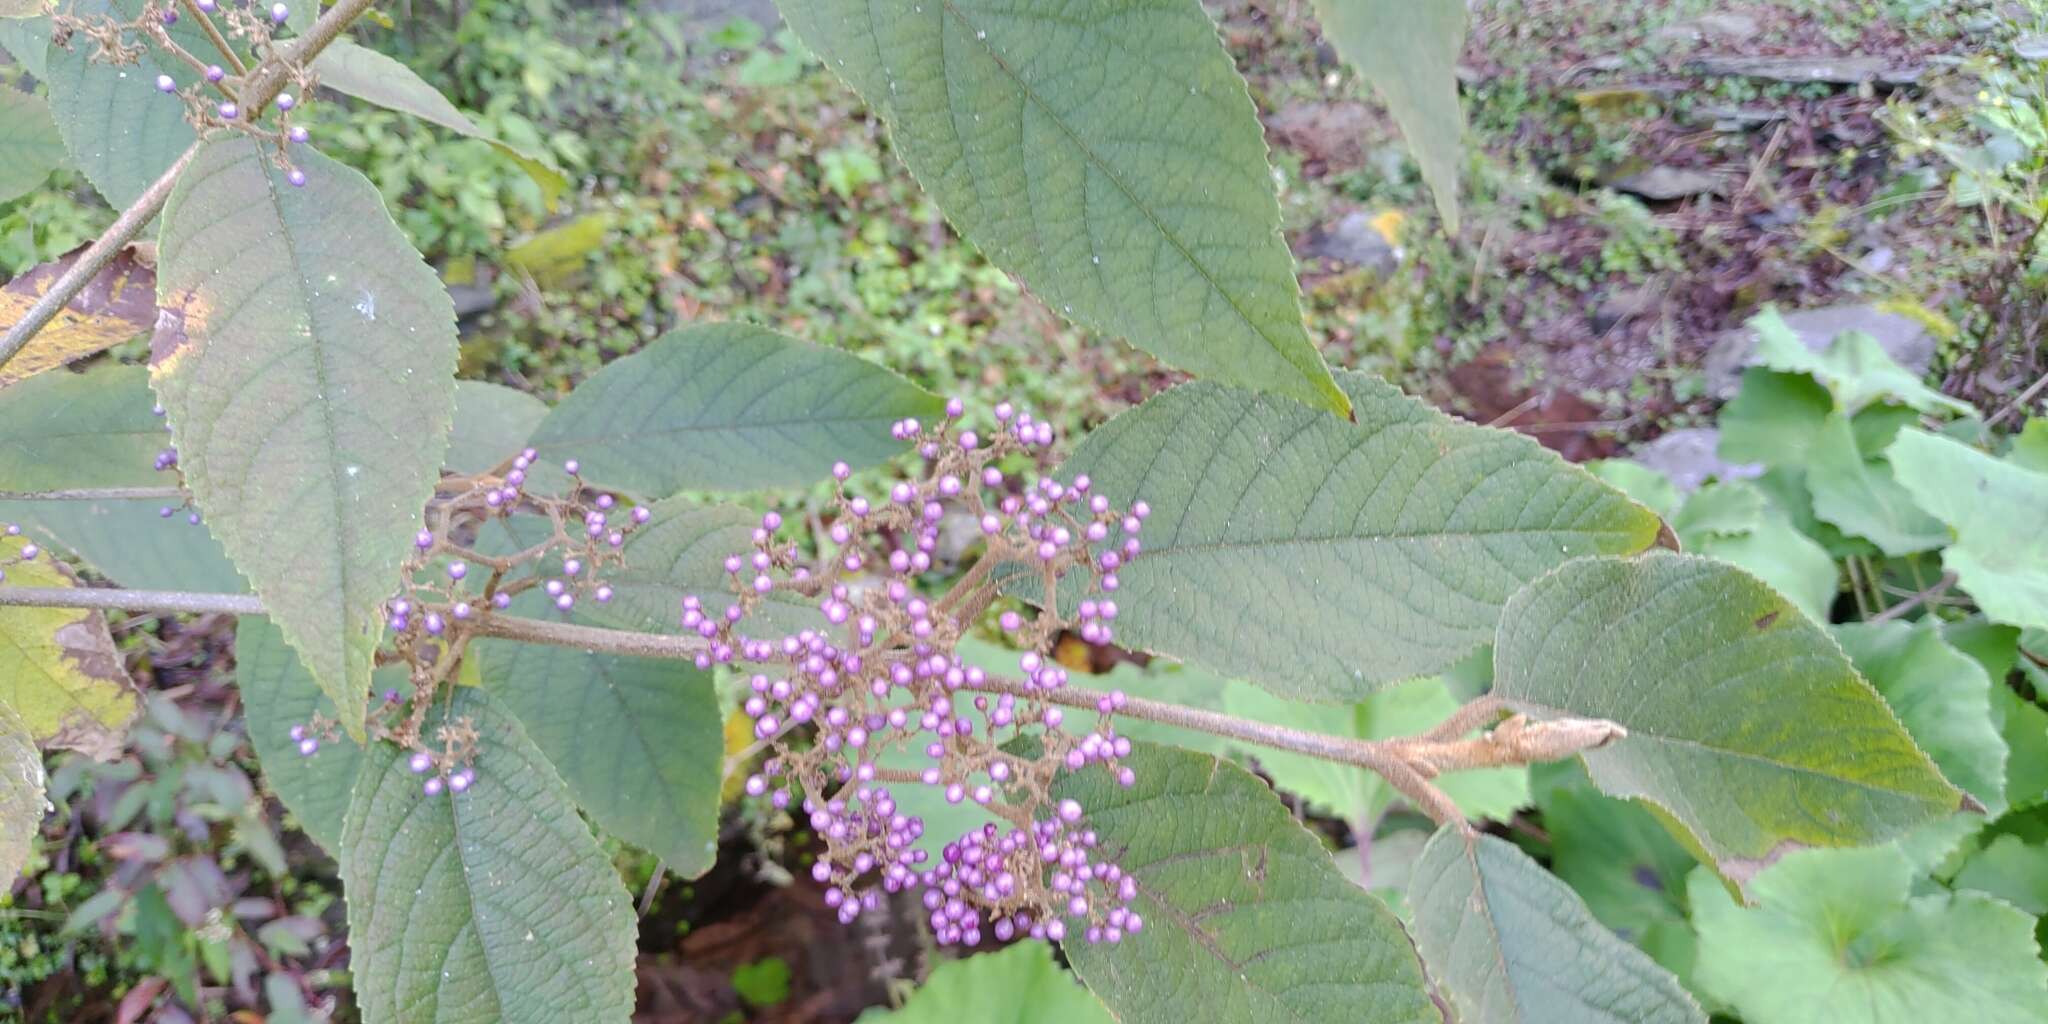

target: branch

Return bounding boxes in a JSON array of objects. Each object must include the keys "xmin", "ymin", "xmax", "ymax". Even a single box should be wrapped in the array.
[
  {"xmin": 0, "ymin": 0, "xmax": 380, "ymax": 370},
  {"xmin": 0, "ymin": 142, "xmax": 199, "ymax": 371},
  {"xmin": 0, "ymin": 583, "xmax": 1625, "ymax": 829},
  {"xmin": 0, "ymin": 487, "xmax": 185, "ymax": 501},
  {"xmin": 1870, "ymin": 571, "xmax": 1959, "ymax": 623}
]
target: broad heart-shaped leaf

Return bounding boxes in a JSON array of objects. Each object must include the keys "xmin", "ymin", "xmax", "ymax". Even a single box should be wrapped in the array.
[
  {"xmin": 446, "ymin": 381, "xmax": 547, "ymax": 475},
  {"xmin": 0, "ymin": 498, "xmax": 246, "ymax": 593},
  {"xmin": 153, "ymin": 137, "xmax": 458, "ymax": 742},
  {"xmin": 234, "ymin": 616, "xmax": 390, "ymax": 851},
  {"xmin": 1806, "ymin": 413, "xmax": 1945, "ymax": 556},
  {"xmin": 474, "ymin": 606, "xmax": 723, "ymax": 877},
  {"xmin": 1408, "ymin": 828, "xmax": 1703, "ymax": 1024},
  {"xmin": 856, "ymin": 942, "xmax": 1113, "ymax": 1023},
  {"xmin": 340, "ymin": 688, "xmax": 637, "ymax": 1024},
  {"xmin": 0, "ymin": 364, "xmax": 168, "ymax": 490},
  {"xmin": 0, "ymin": 87, "xmax": 64, "ymax": 203},
  {"xmin": 1688, "ymin": 845, "xmax": 2048, "ymax": 1023},
  {"xmin": 1492, "ymin": 552, "xmax": 1962, "ymax": 892},
  {"xmin": 526, "ymin": 323, "xmax": 941, "ymax": 497},
  {"xmin": 1052, "ymin": 743, "xmax": 1437, "ymax": 1024},
  {"xmin": 0, "ymin": 536, "xmax": 139, "ymax": 759},
  {"xmin": 1716, "ymin": 368, "xmax": 1833, "ymax": 467},
  {"xmin": 0, "ymin": 703, "xmax": 45, "ymax": 884},
  {"xmin": 43, "ymin": 0, "xmax": 206, "ymax": 206},
  {"xmin": 310, "ymin": 39, "xmax": 567, "ymax": 204},
  {"xmin": 1889, "ymin": 428, "xmax": 2048, "ymax": 632},
  {"xmin": 1310, "ymin": 0, "xmax": 1467, "ymax": 231},
  {"xmin": 1953, "ymin": 834, "xmax": 2048, "ymax": 915},
  {"xmin": 0, "ymin": 246, "xmax": 157, "ymax": 392},
  {"xmin": 1750, "ymin": 308, "xmax": 1972, "ymax": 418},
  {"xmin": 778, "ymin": 0, "xmax": 1348, "ymax": 416},
  {"xmin": 1681, "ymin": 486, "xmax": 1837, "ymax": 622},
  {"xmin": 1048, "ymin": 373, "xmax": 1662, "ymax": 699},
  {"xmin": 1835, "ymin": 620, "xmax": 2007, "ymax": 817}
]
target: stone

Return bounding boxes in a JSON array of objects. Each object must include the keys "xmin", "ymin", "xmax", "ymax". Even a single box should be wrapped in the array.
[
  {"xmin": 1629, "ymin": 428, "xmax": 1761, "ymax": 493},
  {"xmin": 1609, "ymin": 165, "xmax": 1725, "ymax": 201},
  {"xmin": 1703, "ymin": 304, "xmax": 1935, "ymax": 398},
  {"xmin": 1297, "ymin": 210, "xmax": 1401, "ymax": 276}
]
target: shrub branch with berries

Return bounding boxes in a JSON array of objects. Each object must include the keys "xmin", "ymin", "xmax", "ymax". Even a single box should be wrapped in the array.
[{"xmin": 0, "ymin": 1, "xmax": 1984, "ymax": 1021}]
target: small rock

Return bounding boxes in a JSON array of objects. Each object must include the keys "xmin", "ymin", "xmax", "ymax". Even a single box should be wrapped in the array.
[
  {"xmin": 1702, "ymin": 304, "xmax": 1935, "ymax": 398},
  {"xmin": 1297, "ymin": 211, "xmax": 1401, "ymax": 276},
  {"xmin": 1629, "ymin": 428, "xmax": 1761, "ymax": 493},
  {"xmin": 1610, "ymin": 165, "xmax": 1725, "ymax": 200},
  {"xmin": 1654, "ymin": 12, "xmax": 1762, "ymax": 45},
  {"xmin": 1591, "ymin": 286, "xmax": 1662, "ymax": 334},
  {"xmin": 1687, "ymin": 54, "xmax": 1925, "ymax": 86}
]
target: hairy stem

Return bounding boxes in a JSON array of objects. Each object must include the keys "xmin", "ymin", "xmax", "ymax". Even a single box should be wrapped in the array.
[
  {"xmin": 0, "ymin": 487, "xmax": 186, "ymax": 501},
  {"xmin": 0, "ymin": 584, "xmax": 1624, "ymax": 827}
]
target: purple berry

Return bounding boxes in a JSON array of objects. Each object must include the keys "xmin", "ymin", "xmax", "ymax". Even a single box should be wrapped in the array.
[
  {"xmin": 449, "ymin": 770, "xmax": 473, "ymax": 793},
  {"xmin": 492, "ymin": 592, "xmax": 512, "ymax": 609},
  {"xmin": 424, "ymin": 612, "xmax": 445, "ymax": 635},
  {"xmin": 408, "ymin": 752, "xmax": 433, "ymax": 773},
  {"xmin": 563, "ymin": 459, "xmax": 580, "ymax": 475},
  {"xmin": 595, "ymin": 585, "xmax": 613, "ymax": 603},
  {"xmin": 287, "ymin": 169, "xmax": 306, "ymax": 188},
  {"xmin": 275, "ymin": 92, "xmax": 295, "ymax": 111},
  {"xmin": 447, "ymin": 561, "xmax": 467, "ymax": 580},
  {"xmin": 205, "ymin": 65, "xmax": 224, "ymax": 83},
  {"xmin": 289, "ymin": 725, "xmax": 306, "ymax": 741},
  {"xmin": 555, "ymin": 593, "xmax": 574, "ymax": 611},
  {"xmin": 297, "ymin": 737, "xmax": 318, "ymax": 756},
  {"xmin": 289, "ymin": 125, "xmax": 309, "ymax": 144},
  {"xmin": 160, "ymin": 507, "xmax": 174, "ymax": 518},
  {"xmin": 197, "ymin": 0, "xmax": 215, "ymax": 10},
  {"xmin": 18, "ymin": 544, "xmax": 35, "ymax": 560},
  {"xmin": 415, "ymin": 528, "xmax": 433, "ymax": 549},
  {"xmin": 270, "ymin": 2, "xmax": 288, "ymax": 21},
  {"xmin": 218, "ymin": 102, "xmax": 238, "ymax": 120},
  {"xmin": 423, "ymin": 777, "xmax": 444, "ymax": 796},
  {"xmin": 156, "ymin": 74, "xmax": 176, "ymax": 93},
  {"xmin": 452, "ymin": 601, "xmax": 472, "ymax": 620},
  {"xmin": 632, "ymin": 506, "xmax": 651, "ymax": 524},
  {"xmin": 161, "ymin": 9, "xmax": 177, "ymax": 24}
]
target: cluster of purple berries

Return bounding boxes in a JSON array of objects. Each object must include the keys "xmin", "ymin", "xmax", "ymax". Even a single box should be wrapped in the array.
[
  {"xmin": 132, "ymin": 0, "xmax": 313, "ymax": 185},
  {"xmin": 702, "ymin": 401, "xmax": 1149, "ymax": 947},
  {"xmin": 147, "ymin": 404, "xmax": 204, "ymax": 525},
  {"xmin": 0, "ymin": 524, "xmax": 34, "ymax": 583}
]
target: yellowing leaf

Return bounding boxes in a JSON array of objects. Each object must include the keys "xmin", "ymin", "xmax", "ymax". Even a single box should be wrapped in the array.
[
  {"xmin": 0, "ymin": 703, "xmax": 43, "ymax": 884},
  {"xmin": 0, "ymin": 536, "xmax": 139, "ymax": 759},
  {"xmin": 0, "ymin": 246, "xmax": 156, "ymax": 392}
]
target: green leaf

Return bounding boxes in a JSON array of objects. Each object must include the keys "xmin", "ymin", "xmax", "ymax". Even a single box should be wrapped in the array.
[
  {"xmin": 153, "ymin": 138, "xmax": 458, "ymax": 743},
  {"xmin": 526, "ymin": 323, "xmax": 940, "ymax": 497},
  {"xmin": 1408, "ymin": 828, "xmax": 1703, "ymax": 1024},
  {"xmin": 1716, "ymin": 369, "xmax": 1833, "ymax": 467},
  {"xmin": 1685, "ymin": 502, "xmax": 1837, "ymax": 621},
  {"xmin": 1583, "ymin": 460, "xmax": 1678, "ymax": 520},
  {"xmin": 1051, "ymin": 374, "xmax": 1662, "ymax": 700},
  {"xmin": 777, "ymin": 0, "xmax": 1348, "ymax": 415},
  {"xmin": 0, "ymin": 535, "xmax": 139, "ymax": 759},
  {"xmin": 1993, "ymin": 687, "xmax": 2048, "ymax": 812},
  {"xmin": 1053, "ymin": 742, "xmax": 1437, "ymax": 1024},
  {"xmin": 340, "ymin": 689, "xmax": 637, "ymax": 1024},
  {"xmin": 1953, "ymin": 834, "xmax": 2048, "ymax": 914},
  {"xmin": 43, "ymin": 0, "xmax": 204, "ymax": 206},
  {"xmin": 311, "ymin": 39, "xmax": 568, "ymax": 205},
  {"xmin": 1889, "ymin": 428, "xmax": 2048, "ymax": 632},
  {"xmin": 0, "ymin": 364, "xmax": 168, "ymax": 490},
  {"xmin": 475, "ymin": 618, "xmax": 723, "ymax": 877},
  {"xmin": 857, "ymin": 943, "xmax": 1113, "ymax": 1023},
  {"xmin": 2010, "ymin": 418, "xmax": 2048, "ymax": 475},
  {"xmin": 1310, "ymin": 0, "xmax": 1467, "ymax": 231},
  {"xmin": 0, "ymin": 498, "xmax": 246, "ymax": 593},
  {"xmin": 446, "ymin": 381, "xmax": 547, "ymax": 475},
  {"xmin": 0, "ymin": 17, "xmax": 49, "ymax": 78},
  {"xmin": 595, "ymin": 498, "xmax": 820, "ymax": 636},
  {"xmin": 1807, "ymin": 413, "xmax": 1946, "ymax": 555},
  {"xmin": 1750, "ymin": 308, "xmax": 1973, "ymax": 418},
  {"xmin": 0, "ymin": 703, "xmax": 44, "ymax": 884},
  {"xmin": 1492, "ymin": 552, "xmax": 1962, "ymax": 891},
  {"xmin": 1689, "ymin": 845, "xmax": 2048, "ymax": 1023},
  {"xmin": 1669, "ymin": 481, "xmax": 1764, "ymax": 542},
  {"xmin": 1224, "ymin": 677, "xmax": 1528, "ymax": 824},
  {"xmin": 1538, "ymin": 781, "xmax": 1700, "ymax": 978},
  {"xmin": 234, "ymin": 616, "xmax": 385, "ymax": 851},
  {"xmin": 0, "ymin": 87, "xmax": 64, "ymax": 203},
  {"xmin": 1836, "ymin": 620, "xmax": 2007, "ymax": 816}
]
